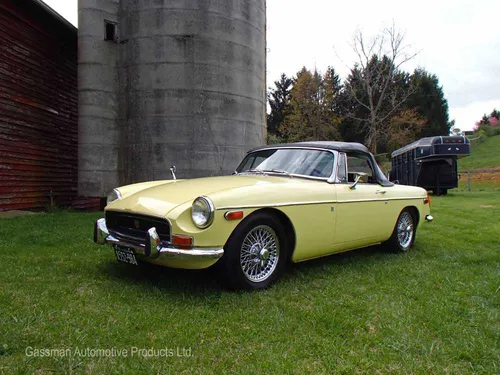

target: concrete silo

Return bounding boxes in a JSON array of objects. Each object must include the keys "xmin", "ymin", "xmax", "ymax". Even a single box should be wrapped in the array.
[{"xmin": 78, "ymin": 0, "xmax": 266, "ymax": 197}]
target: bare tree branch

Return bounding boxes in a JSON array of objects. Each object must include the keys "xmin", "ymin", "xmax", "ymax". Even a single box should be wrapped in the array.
[{"xmin": 342, "ymin": 23, "xmax": 418, "ymax": 153}]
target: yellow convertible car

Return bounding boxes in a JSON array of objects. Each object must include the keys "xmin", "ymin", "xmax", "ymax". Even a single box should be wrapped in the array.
[{"xmin": 94, "ymin": 141, "xmax": 433, "ymax": 289}]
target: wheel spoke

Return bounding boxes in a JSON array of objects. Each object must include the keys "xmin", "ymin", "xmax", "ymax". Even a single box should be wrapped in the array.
[
  {"xmin": 396, "ymin": 212, "xmax": 414, "ymax": 249},
  {"xmin": 239, "ymin": 225, "xmax": 280, "ymax": 283}
]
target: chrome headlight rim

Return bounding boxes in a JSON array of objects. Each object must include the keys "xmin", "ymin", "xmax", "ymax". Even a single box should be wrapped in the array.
[
  {"xmin": 191, "ymin": 196, "xmax": 215, "ymax": 229},
  {"xmin": 106, "ymin": 189, "xmax": 122, "ymax": 206}
]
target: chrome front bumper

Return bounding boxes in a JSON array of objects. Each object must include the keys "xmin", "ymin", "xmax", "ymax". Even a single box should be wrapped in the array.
[{"xmin": 94, "ymin": 218, "xmax": 224, "ymax": 263}]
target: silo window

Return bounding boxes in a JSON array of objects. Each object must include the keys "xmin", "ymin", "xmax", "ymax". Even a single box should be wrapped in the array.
[{"xmin": 104, "ymin": 20, "xmax": 118, "ymax": 42}]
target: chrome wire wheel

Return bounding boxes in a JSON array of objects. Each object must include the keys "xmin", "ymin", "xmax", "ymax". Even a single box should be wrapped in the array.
[
  {"xmin": 240, "ymin": 225, "xmax": 280, "ymax": 283},
  {"xmin": 397, "ymin": 211, "xmax": 414, "ymax": 250}
]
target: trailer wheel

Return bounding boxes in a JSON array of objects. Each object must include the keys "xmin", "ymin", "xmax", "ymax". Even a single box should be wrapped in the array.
[{"xmin": 434, "ymin": 188, "xmax": 447, "ymax": 196}]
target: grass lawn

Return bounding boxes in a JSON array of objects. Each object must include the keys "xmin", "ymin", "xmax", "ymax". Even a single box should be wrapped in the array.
[
  {"xmin": 1, "ymin": 190, "xmax": 499, "ymax": 374},
  {"xmin": 459, "ymin": 135, "xmax": 500, "ymax": 171}
]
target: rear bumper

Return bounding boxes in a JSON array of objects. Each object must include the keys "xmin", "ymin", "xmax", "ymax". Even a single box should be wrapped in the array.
[{"xmin": 94, "ymin": 218, "xmax": 224, "ymax": 268}]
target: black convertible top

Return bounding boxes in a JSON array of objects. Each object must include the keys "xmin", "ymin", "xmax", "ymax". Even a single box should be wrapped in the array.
[
  {"xmin": 248, "ymin": 141, "xmax": 370, "ymax": 154},
  {"xmin": 247, "ymin": 141, "xmax": 394, "ymax": 187}
]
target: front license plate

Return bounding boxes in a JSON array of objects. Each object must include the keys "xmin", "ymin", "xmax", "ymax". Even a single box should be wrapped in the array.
[{"xmin": 114, "ymin": 246, "xmax": 138, "ymax": 266}]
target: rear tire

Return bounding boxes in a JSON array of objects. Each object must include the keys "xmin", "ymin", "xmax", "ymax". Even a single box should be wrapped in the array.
[
  {"xmin": 219, "ymin": 212, "xmax": 288, "ymax": 290},
  {"xmin": 386, "ymin": 209, "xmax": 416, "ymax": 252}
]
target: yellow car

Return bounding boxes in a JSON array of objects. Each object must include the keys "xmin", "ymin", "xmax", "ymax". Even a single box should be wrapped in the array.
[{"xmin": 94, "ymin": 141, "xmax": 433, "ymax": 289}]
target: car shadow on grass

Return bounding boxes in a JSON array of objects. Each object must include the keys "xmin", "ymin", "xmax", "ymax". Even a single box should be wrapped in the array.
[
  {"xmin": 283, "ymin": 244, "xmax": 394, "ymax": 278},
  {"xmin": 98, "ymin": 259, "xmax": 226, "ymax": 294},
  {"xmin": 97, "ymin": 244, "xmax": 396, "ymax": 294}
]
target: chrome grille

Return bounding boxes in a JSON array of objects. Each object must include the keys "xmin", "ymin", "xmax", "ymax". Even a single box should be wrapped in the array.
[{"xmin": 105, "ymin": 211, "xmax": 171, "ymax": 243}]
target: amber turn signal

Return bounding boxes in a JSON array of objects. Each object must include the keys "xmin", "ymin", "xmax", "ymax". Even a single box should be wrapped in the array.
[
  {"xmin": 224, "ymin": 211, "xmax": 244, "ymax": 221},
  {"xmin": 172, "ymin": 234, "xmax": 193, "ymax": 248},
  {"xmin": 423, "ymin": 192, "xmax": 431, "ymax": 207}
]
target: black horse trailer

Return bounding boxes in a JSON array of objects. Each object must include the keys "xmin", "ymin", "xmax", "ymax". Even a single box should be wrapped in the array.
[{"xmin": 390, "ymin": 136, "xmax": 470, "ymax": 195}]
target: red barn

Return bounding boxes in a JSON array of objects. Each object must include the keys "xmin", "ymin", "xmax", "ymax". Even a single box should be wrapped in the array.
[{"xmin": 0, "ymin": 0, "xmax": 88, "ymax": 210}]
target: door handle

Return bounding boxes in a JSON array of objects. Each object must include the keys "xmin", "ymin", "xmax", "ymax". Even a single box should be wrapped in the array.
[{"xmin": 376, "ymin": 190, "xmax": 387, "ymax": 194}]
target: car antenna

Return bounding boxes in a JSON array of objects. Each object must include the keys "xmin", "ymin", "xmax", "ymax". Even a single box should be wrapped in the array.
[{"xmin": 170, "ymin": 165, "xmax": 177, "ymax": 180}]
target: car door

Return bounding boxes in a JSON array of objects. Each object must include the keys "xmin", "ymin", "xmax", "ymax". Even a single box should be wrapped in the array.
[{"xmin": 333, "ymin": 152, "xmax": 392, "ymax": 248}]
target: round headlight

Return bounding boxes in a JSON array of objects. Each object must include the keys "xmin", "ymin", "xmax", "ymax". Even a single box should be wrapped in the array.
[
  {"xmin": 106, "ymin": 189, "xmax": 122, "ymax": 205},
  {"xmin": 191, "ymin": 196, "xmax": 214, "ymax": 228}
]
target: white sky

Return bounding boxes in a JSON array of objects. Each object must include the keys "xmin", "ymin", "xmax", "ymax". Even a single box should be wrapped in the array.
[{"xmin": 44, "ymin": 0, "xmax": 500, "ymax": 131}]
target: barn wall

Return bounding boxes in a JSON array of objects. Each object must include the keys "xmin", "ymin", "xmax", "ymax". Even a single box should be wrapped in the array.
[{"xmin": 0, "ymin": 1, "xmax": 88, "ymax": 210}]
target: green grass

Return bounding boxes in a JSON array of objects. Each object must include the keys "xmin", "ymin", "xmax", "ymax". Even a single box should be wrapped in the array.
[
  {"xmin": 459, "ymin": 135, "xmax": 500, "ymax": 170},
  {"xmin": 1, "ymin": 195, "xmax": 499, "ymax": 374},
  {"xmin": 458, "ymin": 180, "xmax": 500, "ymax": 192}
]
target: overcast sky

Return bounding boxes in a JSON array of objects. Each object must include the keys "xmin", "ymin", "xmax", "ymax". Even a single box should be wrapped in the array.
[{"xmin": 44, "ymin": 0, "xmax": 499, "ymax": 131}]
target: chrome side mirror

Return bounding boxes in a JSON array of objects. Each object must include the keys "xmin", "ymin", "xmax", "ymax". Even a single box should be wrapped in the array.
[
  {"xmin": 349, "ymin": 172, "xmax": 367, "ymax": 190},
  {"xmin": 170, "ymin": 165, "xmax": 177, "ymax": 180}
]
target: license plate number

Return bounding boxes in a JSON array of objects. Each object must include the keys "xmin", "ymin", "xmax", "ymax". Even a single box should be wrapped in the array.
[{"xmin": 114, "ymin": 246, "xmax": 138, "ymax": 266}]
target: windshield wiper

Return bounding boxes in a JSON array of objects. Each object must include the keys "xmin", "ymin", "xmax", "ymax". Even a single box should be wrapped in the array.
[
  {"xmin": 249, "ymin": 169, "xmax": 265, "ymax": 174},
  {"xmin": 260, "ymin": 169, "xmax": 293, "ymax": 178},
  {"xmin": 241, "ymin": 168, "xmax": 292, "ymax": 178}
]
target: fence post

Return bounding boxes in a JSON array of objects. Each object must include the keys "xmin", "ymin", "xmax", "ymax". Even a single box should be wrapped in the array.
[{"xmin": 467, "ymin": 171, "xmax": 471, "ymax": 191}]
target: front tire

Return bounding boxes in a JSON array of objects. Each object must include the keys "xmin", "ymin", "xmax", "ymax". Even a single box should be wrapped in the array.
[
  {"xmin": 386, "ymin": 209, "xmax": 416, "ymax": 252},
  {"xmin": 220, "ymin": 212, "xmax": 288, "ymax": 290}
]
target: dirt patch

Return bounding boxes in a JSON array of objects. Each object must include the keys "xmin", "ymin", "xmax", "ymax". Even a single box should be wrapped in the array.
[{"xmin": 465, "ymin": 166, "xmax": 500, "ymax": 182}]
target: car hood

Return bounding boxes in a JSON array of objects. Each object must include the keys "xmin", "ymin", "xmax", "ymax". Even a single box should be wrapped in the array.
[{"xmin": 106, "ymin": 174, "xmax": 296, "ymax": 217}]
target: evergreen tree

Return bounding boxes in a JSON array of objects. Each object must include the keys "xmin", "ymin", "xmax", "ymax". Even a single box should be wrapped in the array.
[
  {"xmin": 267, "ymin": 73, "xmax": 293, "ymax": 137},
  {"xmin": 280, "ymin": 68, "xmax": 341, "ymax": 142},
  {"xmin": 407, "ymin": 69, "xmax": 450, "ymax": 137}
]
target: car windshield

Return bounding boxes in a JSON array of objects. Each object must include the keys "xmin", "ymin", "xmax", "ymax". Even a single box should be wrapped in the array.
[{"xmin": 236, "ymin": 148, "xmax": 335, "ymax": 178}]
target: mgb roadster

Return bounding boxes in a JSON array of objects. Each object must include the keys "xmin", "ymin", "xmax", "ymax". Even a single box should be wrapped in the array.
[{"xmin": 94, "ymin": 141, "xmax": 433, "ymax": 289}]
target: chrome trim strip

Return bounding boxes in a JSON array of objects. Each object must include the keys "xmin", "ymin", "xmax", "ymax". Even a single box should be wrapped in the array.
[
  {"xmin": 336, "ymin": 197, "xmax": 426, "ymax": 204},
  {"xmin": 217, "ymin": 201, "xmax": 337, "ymax": 210},
  {"xmin": 217, "ymin": 197, "xmax": 427, "ymax": 210}
]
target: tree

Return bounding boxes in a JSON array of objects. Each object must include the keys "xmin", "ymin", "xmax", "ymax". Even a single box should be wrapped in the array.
[
  {"xmin": 280, "ymin": 68, "xmax": 341, "ymax": 142},
  {"xmin": 342, "ymin": 24, "xmax": 418, "ymax": 154},
  {"xmin": 267, "ymin": 73, "xmax": 293, "ymax": 137},
  {"xmin": 407, "ymin": 68, "xmax": 450, "ymax": 137},
  {"xmin": 474, "ymin": 109, "xmax": 500, "ymax": 133},
  {"xmin": 323, "ymin": 66, "xmax": 343, "ymax": 114},
  {"xmin": 476, "ymin": 109, "xmax": 500, "ymax": 128},
  {"xmin": 387, "ymin": 108, "xmax": 426, "ymax": 152}
]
